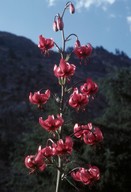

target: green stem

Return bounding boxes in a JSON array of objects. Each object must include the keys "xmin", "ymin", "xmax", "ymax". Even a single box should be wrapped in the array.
[
  {"xmin": 55, "ymin": 84, "xmax": 65, "ymax": 192},
  {"xmin": 55, "ymin": 3, "xmax": 67, "ymax": 189},
  {"xmin": 61, "ymin": 29, "xmax": 65, "ymax": 58},
  {"xmin": 60, "ymin": 85, "xmax": 64, "ymax": 113},
  {"xmin": 65, "ymin": 33, "xmax": 78, "ymax": 42},
  {"xmin": 55, "ymin": 156, "xmax": 62, "ymax": 192},
  {"xmin": 65, "ymin": 178, "xmax": 80, "ymax": 192}
]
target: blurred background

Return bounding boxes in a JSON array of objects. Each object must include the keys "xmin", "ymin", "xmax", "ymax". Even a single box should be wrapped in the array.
[{"xmin": 0, "ymin": 0, "xmax": 131, "ymax": 192}]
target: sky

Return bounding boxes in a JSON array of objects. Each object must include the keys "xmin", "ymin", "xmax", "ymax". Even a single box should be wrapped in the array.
[{"xmin": 0, "ymin": 0, "xmax": 131, "ymax": 57}]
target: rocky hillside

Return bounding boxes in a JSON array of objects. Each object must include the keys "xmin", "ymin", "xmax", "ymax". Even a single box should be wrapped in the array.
[
  {"xmin": 0, "ymin": 30, "xmax": 131, "ymax": 139},
  {"xmin": 0, "ymin": 30, "xmax": 131, "ymax": 131}
]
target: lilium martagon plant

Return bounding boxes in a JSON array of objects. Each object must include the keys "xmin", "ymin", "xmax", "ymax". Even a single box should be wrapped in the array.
[{"xmin": 25, "ymin": 2, "xmax": 104, "ymax": 192}]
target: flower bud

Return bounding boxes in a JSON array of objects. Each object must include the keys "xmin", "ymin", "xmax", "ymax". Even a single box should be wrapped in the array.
[
  {"xmin": 69, "ymin": 3, "xmax": 75, "ymax": 14},
  {"xmin": 75, "ymin": 39, "xmax": 81, "ymax": 48},
  {"xmin": 57, "ymin": 15, "xmax": 64, "ymax": 30},
  {"xmin": 53, "ymin": 20, "xmax": 58, "ymax": 32}
]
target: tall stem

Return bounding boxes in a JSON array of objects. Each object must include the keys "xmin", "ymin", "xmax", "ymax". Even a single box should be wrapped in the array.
[
  {"xmin": 55, "ymin": 85, "xmax": 65, "ymax": 192},
  {"xmin": 61, "ymin": 29, "xmax": 66, "ymax": 59},
  {"xmin": 55, "ymin": 6, "xmax": 66, "ymax": 189},
  {"xmin": 55, "ymin": 156, "xmax": 62, "ymax": 192}
]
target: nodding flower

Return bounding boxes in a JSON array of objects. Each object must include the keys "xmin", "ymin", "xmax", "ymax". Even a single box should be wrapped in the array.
[
  {"xmin": 54, "ymin": 58, "xmax": 76, "ymax": 79},
  {"xmin": 39, "ymin": 114, "xmax": 64, "ymax": 132},
  {"xmin": 80, "ymin": 78, "xmax": 98, "ymax": 96},
  {"xmin": 69, "ymin": 88, "xmax": 89, "ymax": 111},
  {"xmin": 52, "ymin": 136, "xmax": 73, "ymax": 155},
  {"xmin": 74, "ymin": 122, "xmax": 103, "ymax": 145},
  {"xmin": 29, "ymin": 89, "xmax": 50, "ymax": 108},
  {"xmin": 38, "ymin": 35, "xmax": 54, "ymax": 54},
  {"xmin": 71, "ymin": 165, "xmax": 100, "ymax": 185},
  {"xmin": 25, "ymin": 150, "xmax": 46, "ymax": 173},
  {"xmin": 74, "ymin": 42, "xmax": 92, "ymax": 59}
]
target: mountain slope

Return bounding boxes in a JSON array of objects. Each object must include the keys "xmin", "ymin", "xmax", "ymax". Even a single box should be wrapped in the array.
[{"xmin": 0, "ymin": 31, "xmax": 131, "ymax": 192}]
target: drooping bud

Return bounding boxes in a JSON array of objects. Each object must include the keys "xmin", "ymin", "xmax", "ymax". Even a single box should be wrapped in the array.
[
  {"xmin": 53, "ymin": 20, "xmax": 58, "ymax": 32},
  {"xmin": 69, "ymin": 3, "xmax": 75, "ymax": 14},
  {"xmin": 57, "ymin": 15, "xmax": 64, "ymax": 30},
  {"xmin": 75, "ymin": 39, "xmax": 81, "ymax": 48}
]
